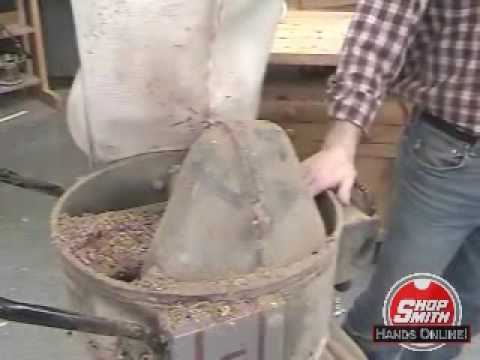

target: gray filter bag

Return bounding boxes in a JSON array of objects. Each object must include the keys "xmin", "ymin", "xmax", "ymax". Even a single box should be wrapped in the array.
[{"xmin": 143, "ymin": 120, "xmax": 328, "ymax": 281}]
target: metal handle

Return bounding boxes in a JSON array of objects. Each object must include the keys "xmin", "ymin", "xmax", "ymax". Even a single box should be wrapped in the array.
[
  {"xmin": 0, "ymin": 168, "xmax": 65, "ymax": 197},
  {"xmin": 351, "ymin": 180, "xmax": 376, "ymax": 217},
  {"xmin": 0, "ymin": 296, "xmax": 151, "ymax": 341}
]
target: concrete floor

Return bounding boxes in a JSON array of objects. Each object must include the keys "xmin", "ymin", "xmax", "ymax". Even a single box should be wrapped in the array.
[
  {"xmin": 0, "ymin": 95, "xmax": 477, "ymax": 359},
  {"xmin": 0, "ymin": 95, "xmax": 89, "ymax": 359}
]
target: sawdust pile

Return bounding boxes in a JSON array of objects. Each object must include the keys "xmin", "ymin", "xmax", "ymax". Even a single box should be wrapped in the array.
[
  {"xmin": 54, "ymin": 207, "xmax": 162, "ymax": 282},
  {"xmin": 54, "ymin": 204, "xmax": 319, "ymax": 293}
]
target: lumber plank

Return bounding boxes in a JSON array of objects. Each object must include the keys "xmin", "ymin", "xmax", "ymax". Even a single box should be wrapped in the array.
[
  {"xmin": 260, "ymin": 99, "xmax": 408, "ymax": 126},
  {"xmin": 271, "ymin": 11, "xmax": 353, "ymax": 66}
]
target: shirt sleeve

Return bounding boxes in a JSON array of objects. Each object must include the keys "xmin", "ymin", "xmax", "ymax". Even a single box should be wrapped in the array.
[{"xmin": 328, "ymin": 0, "xmax": 430, "ymax": 131}]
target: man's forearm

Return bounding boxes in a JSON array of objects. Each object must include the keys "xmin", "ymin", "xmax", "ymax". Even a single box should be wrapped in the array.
[{"xmin": 323, "ymin": 120, "xmax": 362, "ymax": 159}]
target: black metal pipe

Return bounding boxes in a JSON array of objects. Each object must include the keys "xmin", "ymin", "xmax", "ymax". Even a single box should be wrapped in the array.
[
  {"xmin": 0, "ymin": 168, "xmax": 65, "ymax": 197},
  {"xmin": 0, "ymin": 296, "xmax": 150, "ymax": 341}
]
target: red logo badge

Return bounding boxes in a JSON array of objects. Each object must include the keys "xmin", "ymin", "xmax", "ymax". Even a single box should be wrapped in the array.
[{"xmin": 379, "ymin": 273, "xmax": 467, "ymax": 351}]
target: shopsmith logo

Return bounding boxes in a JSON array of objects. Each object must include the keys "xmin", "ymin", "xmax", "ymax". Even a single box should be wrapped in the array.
[{"xmin": 373, "ymin": 273, "xmax": 470, "ymax": 352}]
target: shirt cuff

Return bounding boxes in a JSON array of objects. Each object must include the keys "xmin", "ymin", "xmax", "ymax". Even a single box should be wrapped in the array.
[{"xmin": 327, "ymin": 88, "xmax": 382, "ymax": 133}]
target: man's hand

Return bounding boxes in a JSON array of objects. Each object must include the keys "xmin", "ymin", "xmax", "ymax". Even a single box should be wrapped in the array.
[
  {"xmin": 303, "ymin": 146, "xmax": 357, "ymax": 205},
  {"xmin": 302, "ymin": 121, "xmax": 362, "ymax": 205}
]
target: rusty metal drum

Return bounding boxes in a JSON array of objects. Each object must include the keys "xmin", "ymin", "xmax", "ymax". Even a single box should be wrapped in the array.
[{"xmin": 50, "ymin": 150, "xmax": 343, "ymax": 360}]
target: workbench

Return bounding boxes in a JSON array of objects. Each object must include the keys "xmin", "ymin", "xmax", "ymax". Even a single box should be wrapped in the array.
[{"xmin": 271, "ymin": 11, "xmax": 353, "ymax": 66}]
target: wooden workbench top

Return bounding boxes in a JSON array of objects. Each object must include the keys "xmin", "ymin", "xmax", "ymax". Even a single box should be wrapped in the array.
[{"xmin": 271, "ymin": 11, "xmax": 353, "ymax": 66}]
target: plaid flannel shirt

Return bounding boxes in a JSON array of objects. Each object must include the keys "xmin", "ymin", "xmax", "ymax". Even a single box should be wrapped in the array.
[{"xmin": 328, "ymin": 0, "xmax": 480, "ymax": 133}]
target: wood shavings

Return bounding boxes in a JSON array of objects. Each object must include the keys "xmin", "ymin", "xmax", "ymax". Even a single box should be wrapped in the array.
[{"xmin": 55, "ymin": 207, "xmax": 162, "ymax": 281}]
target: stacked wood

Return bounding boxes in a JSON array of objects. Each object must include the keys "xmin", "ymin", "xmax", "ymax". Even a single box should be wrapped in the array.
[
  {"xmin": 261, "ymin": 68, "xmax": 407, "ymax": 160},
  {"xmin": 260, "ymin": 66, "xmax": 406, "ymax": 220},
  {"xmin": 0, "ymin": 11, "xmax": 17, "ymax": 24},
  {"xmin": 287, "ymin": 0, "xmax": 357, "ymax": 11}
]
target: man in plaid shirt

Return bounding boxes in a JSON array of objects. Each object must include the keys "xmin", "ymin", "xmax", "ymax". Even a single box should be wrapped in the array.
[{"xmin": 303, "ymin": 1, "xmax": 480, "ymax": 358}]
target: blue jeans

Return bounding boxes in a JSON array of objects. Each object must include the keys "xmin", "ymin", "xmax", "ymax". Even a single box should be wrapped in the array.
[{"xmin": 344, "ymin": 115, "xmax": 480, "ymax": 359}]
